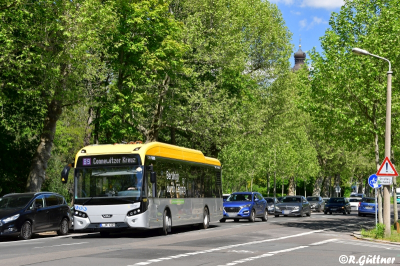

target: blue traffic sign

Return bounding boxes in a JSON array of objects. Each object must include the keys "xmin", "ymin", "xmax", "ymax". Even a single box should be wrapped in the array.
[{"xmin": 368, "ymin": 174, "xmax": 382, "ymax": 189}]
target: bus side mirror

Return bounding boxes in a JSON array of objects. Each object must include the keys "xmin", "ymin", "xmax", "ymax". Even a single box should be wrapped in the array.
[
  {"xmin": 61, "ymin": 163, "xmax": 74, "ymax": 184},
  {"xmin": 150, "ymin": 172, "xmax": 157, "ymax": 183}
]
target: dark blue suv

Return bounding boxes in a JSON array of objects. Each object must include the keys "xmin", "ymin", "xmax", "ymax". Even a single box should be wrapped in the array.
[
  {"xmin": 0, "ymin": 192, "xmax": 71, "ymax": 240},
  {"xmin": 220, "ymin": 192, "xmax": 268, "ymax": 222}
]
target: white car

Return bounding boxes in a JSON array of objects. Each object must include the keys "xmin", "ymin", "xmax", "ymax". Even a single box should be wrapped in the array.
[{"xmin": 349, "ymin": 197, "xmax": 362, "ymax": 210}]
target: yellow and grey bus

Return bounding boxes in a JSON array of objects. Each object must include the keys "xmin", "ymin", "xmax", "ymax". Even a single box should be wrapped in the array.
[{"xmin": 61, "ymin": 142, "xmax": 222, "ymax": 236}]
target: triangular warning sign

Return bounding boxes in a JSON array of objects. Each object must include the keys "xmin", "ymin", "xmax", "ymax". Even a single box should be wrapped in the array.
[{"xmin": 377, "ymin": 157, "xmax": 398, "ymax": 177}]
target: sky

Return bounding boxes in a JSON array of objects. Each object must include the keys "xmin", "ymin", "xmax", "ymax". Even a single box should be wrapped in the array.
[{"xmin": 269, "ymin": 0, "xmax": 344, "ymax": 67}]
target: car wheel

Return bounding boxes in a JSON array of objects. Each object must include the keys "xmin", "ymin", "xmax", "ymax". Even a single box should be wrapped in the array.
[
  {"xmin": 220, "ymin": 219, "xmax": 226, "ymax": 223},
  {"xmin": 362, "ymin": 214, "xmax": 366, "ymax": 217},
  {"xmin": 19, "ymin": 221, "xmax": 32, "ymax": 240},
  {"xmin": 306, "ymin": 211, "xmax": 311, "ymax": 217},
  {"xmin": 57, "ymin": 218, "xmax": 69, "ymax": 236},
  {"xmin": 343, "ymin": 210, "xmax": 346, "ymax": 215},
  {"xmin": 275, "ymin": 215, "xmax": 279, "ymax": 217},
  {"xmin": 249, "ymin": 209, "xmax": 255, "ymax": 222},
  {"xmin": 299, "ymin": 209, "xmax": 304, "ymax": 217},
  {"xmin": 347, "ymin": 210, "xmax": 351, "ymax": 215},
  {"xmin": 234, "ymin": 218, "xmax": 240, "ymax": 222},
  {"xmin": 100, "ymin": 231, "xmax": 110, "ymax": 237},
  {"xmin": 324, "ymin": 211, "xmax": 327, "ymax": 214},
  {"xmin": 329, "ymin": 212, "xmax": 332, "ymax": 215},
  {"xmin": 358, "ymin": 212, "xmax": 361, "ymax": 216},
  {"xmin": 261, "ymin": 209, "xmax": 268, "ymax": 222},
  {"xmin": 160, "ymin": 209, "xmax": 172, "ymax": 235},
  {"xmin": 199, "ymin": 207, "xmax": 209, "ymax": 229}
]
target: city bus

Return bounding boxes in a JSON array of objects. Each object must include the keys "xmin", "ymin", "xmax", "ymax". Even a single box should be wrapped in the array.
[{"xmin": 61, "ymin": 142, "xmax": 223, "ymax": 236}]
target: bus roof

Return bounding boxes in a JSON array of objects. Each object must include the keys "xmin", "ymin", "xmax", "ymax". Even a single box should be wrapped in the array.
[{"xmin": 75, "ymin": 142, "xmax": 221, "ymax": 167}]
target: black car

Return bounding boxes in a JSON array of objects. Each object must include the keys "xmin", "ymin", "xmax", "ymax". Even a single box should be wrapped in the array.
[
  {"xmin": 0, "ymin": 192, "xmax": 71, "ymax": 240},
  {"xmin": 324, "ymin": 197, "xmax": 351, "ymax": 215}
]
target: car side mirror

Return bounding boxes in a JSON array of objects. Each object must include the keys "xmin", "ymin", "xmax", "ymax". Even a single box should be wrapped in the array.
[{"xmin": 150, "ymin": 172, "xmax": 157, "ymax": 183}]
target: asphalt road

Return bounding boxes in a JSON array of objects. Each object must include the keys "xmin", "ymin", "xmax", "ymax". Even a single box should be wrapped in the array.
[{"xmin": 1, "ymin": 212, "xmax": 399, "ymax": 266}]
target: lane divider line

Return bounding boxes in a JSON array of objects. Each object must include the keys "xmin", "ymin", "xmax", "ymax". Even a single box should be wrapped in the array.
[
  {"xmin": 127, "ymin": 230, "xmax": 324, "ymax": 266},
  {"xmin": 33, "ymin": 242, "xmax": 89, "ymax": 249},
  {"xmin": 217, "ymin": 246, "xmax": 308, "ymax": 266}
]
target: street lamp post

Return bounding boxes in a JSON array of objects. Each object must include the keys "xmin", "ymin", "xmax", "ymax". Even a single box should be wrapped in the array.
[{"xmin": 352, "ymin": 48, "xmax": 392, "ymax": 237}]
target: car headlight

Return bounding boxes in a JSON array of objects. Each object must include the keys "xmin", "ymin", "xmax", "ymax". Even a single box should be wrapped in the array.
[
  {"xmin": 2, "ymin": 214, "xmax": 20, "ymax": 224},
  {"xmin": 241, "ymin": 204, "xmax": 251, "ymax": 208},
  {"xmin": 275, "ymin": 206, "xmax": 280, "ymax": 210},
  {"xmin": 293, "ymin": 206, "xmax": 300, "ymax": 210}
]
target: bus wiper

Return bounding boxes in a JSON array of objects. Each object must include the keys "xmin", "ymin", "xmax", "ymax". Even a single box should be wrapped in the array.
[
  {"xmin": 113, "ymin": 197, "xmax": 135, "ymax": 203},
  {"xmin": 82, "ymin": 197, "xmax": 94, "ymax": 206}
]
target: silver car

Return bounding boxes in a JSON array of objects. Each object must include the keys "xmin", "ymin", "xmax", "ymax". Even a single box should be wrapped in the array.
[
  {"xmin": 264, "ymin": 197, "xmax": 279, "ymax": 214},
  {"xmin": 306, "ymin": 196, "xmax": 325, "ymax": 212},
  {"xmin": 274, "ymin": 196, "xmax": 311, "ymax": 217}
]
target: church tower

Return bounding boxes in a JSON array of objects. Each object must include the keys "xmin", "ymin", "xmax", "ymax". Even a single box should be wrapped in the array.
[{"xmin": 292, "ymin": 39, "xmax": 306, "ymax": 72}]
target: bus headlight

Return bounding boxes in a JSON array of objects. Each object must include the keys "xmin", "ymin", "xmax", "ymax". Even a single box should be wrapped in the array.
[
  {"xmin": 74, "ymin": 210, "xmax": 88, "ymax": 218},
  {"xmin": 127, "ymin": 208, "xmax": 141, "ymax": 217}
]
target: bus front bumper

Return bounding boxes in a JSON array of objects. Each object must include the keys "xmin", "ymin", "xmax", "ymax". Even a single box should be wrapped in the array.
[{"xmin": 74, "ymin": 211, "xmax": 149, "ymax": 231}]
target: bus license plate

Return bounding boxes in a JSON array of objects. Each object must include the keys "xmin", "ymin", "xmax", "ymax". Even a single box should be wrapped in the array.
[{"xmin": 100, "ymin": 223, "xmax": 115, "ymax": 228}]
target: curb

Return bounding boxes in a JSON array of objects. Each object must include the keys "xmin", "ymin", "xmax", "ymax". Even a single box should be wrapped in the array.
[{"xmin": 352, "ymin": 232, "xmax": 400, "ymax": 245}]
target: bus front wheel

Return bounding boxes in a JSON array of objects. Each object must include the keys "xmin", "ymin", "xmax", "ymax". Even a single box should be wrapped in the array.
[
  {"xmin": 199, "ymin": 207, "xmax": 209, "ymax": 229},
  {"xmin": 160, "ymin": 209, "xmax": 172, "ymax": 236}
]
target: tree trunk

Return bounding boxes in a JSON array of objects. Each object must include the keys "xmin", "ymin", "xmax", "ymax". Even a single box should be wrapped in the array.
[
  {"xmin": 288, "ymin": 176, "xmax": 295, "ymax": 196},
  {"xmin": 84, "ymin": 107, "xmax": 94, "ymax": 146},
  {"xmin": 170, "ymin": 127, "xmax": 176, "ymax": 145},
  {"xmin": 94, "ymin": 107, "xmax": 100, "ymax": 144},
  {"xmin": 312, "ymin": 176, "xmax": 323, "ymax": 196},
  {"xmin": 26, "ymin": 99, "xmax": 63, "ymax": 192}
]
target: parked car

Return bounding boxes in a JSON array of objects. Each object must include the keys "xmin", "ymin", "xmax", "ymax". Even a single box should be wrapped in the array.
[
  {"xmin": 324, "ymin": 197, "xmax": 351, "ymax": 215},
  {"xmin": 322, "ymin": 197, "xmax": 330, "ymax": 203},
  {"xmin": 264, "ymin": 197, "xmax": 279, "ymax": 214},
  {"xmin": 358, "ymin": 197, "xmax": 377, "ymax": 217},
  {"xmin": 221, "ymin": 192, "xmax": 268, "ymax": 222},
  {"xmin": 349, "ymin": 197, "xmax": 362, "ymax": 211},
  {"xmin": 350, "ymin": 193, "xmax": 365, "ymax": 198},
  {"xmin": 0, "ymin": 192, "xmax": 71, "ymax": 240},
  {"xmin": 222, "ymin": 194, "xmax": 231, "ymax": 202},
  {"xmin": 306, "ymin": 196, "xmax": 325, "ymax": 212},
  {"xmin": 274, "ymin": 196, "xmax": 311, "ymax": 217},
  {"xmin": 277, "ymin": 196, "xmax": 284, "ymax": 202}
]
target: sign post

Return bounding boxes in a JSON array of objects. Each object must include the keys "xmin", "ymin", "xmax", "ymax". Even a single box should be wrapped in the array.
[{"xmin": 368, "ymin": 174, "xmax": 381, "ymax": 229}]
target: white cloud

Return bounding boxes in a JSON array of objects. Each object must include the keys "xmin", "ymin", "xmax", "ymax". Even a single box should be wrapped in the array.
[
  {"xmin": 291, "ymin": 10, "xmax": 301, "ymax": 15},
  {"xmin": 301, "ymin": 0, "xmax": 344, "ymax": 9},
  {"xmin": 299, "ymin": 17, "xmax": 328, "ymax": 30},
  {"xmin": 299, "ymin": 19, "xmax": 307, "ymax": 29},
  {"xmin": 269, "ymin": 0, "xmax": 294, "ymax": 5}
]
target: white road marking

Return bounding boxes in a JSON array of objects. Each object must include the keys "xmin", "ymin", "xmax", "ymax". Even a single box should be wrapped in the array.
[
  {"xmin": 127, "ymin": 230, "xmax": 324, "ymax": 266},
  {"xmin": 309, "ymin": 239, "xmax": 337, "ymax": 245},
  {"xmin": 33, "ymin": 242, "xmax": 88, "ymax": 249},
  {"xmin": 334, "ymin": 240, "xmax": 400, "ymax": 250},
  {"xmin": 217, "ymin": 246, "xmax": 308, "ymax": 266},
  {"xmin": 0, "ymin": 233, "xmax": 95, "ymax": 245}
]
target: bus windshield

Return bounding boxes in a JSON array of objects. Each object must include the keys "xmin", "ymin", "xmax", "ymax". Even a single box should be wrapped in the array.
[{"xmin": 75, "ymin": 166, "xmax": 143, "ymax": 199}]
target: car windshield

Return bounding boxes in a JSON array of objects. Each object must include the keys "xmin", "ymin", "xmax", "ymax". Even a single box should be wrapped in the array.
[
  {"xmin": 0, "ymin": 195, "xmax": 32, "ymax": 209},
  {"xmin": 328, "ymin": 198, "xmax": 345, "ymax": 203},
  {"xmin": 362, "ymin": 198, "xmax": 376, "ymax": 203},
  {"xmin": 76, "ymin": 166, "xmax": 143, "ymax": 198},
  {"xmin": 227, "ymin": 194, "xmax": 252, "ymax": 201},
  {"xmin": 307, "ymin": 197, "xmax": 319, "ymax": 201},
  {"xmin": 265, "ymin": 198, "xmax": 274, "ymax": 203},
  {"xmin": 349, "ymin": 198, "xmax": 361, "ymax": 202},
  {"xmin": 281, "ymin": 197, "xmax": 301, "ymax": 203},
  {"xmin": 350, "ymin": 194, "xmax": 363, "ymax": 197}
]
